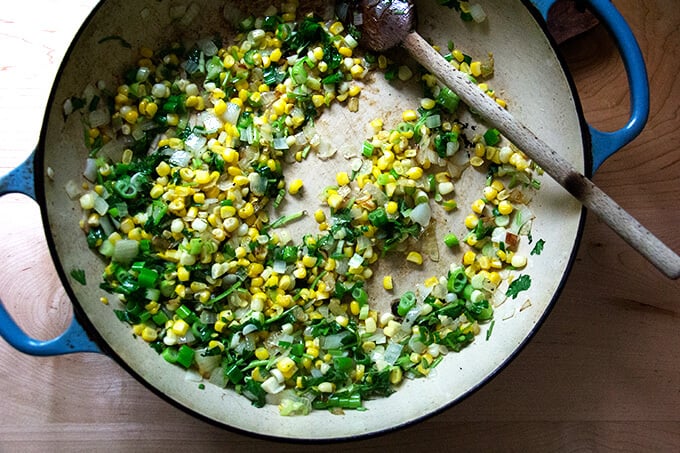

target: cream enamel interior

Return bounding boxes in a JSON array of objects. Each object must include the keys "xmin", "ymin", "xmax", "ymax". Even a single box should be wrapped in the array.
[{"xmin": 40, "ymin": 0, "xmax": 583, "ymax": 440}]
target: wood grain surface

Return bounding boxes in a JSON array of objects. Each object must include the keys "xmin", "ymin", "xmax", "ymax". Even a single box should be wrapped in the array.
[{"xmin": 1, "ymin": 1, "xmax": 679, "ymax": 451}]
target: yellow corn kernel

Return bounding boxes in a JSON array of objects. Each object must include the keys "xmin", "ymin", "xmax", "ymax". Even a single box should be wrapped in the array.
[
  {"xmin": 141, "ymin": 326, "xmax": 157, "ymax": 342},
  {"xmin": 171, "ymin": 319, "xmax": 189, "ymax": 336},
  {"xmin": 262, "ymin": 48, "xmax": 280, "ymax": 66},
  {"xmin": 483, "ymin": 186, "xmax": 498, "ymax": 202},
  {"xmin": 213, "ymin": 99, "xmax": 227, "ymax": 116},
  {"xmin": 463, "ymin": 251, "xmax": 477, "ymax": 266},
  {"xmin": 313, "ymin": 209, "xmax": 326, "ymax": 224},
  {"xmin": 470, "ymin": 61, "xmax": 482, "ymax": 77},
  {"xmin": 288, "ymin": 178, "xmax": 304, "ymax": 195},
  {"xmin": 471, "ymin": 198, "xmax": 485, "ymax": 214},
  {"xmin": 119, "ymin": 217, "xmax": 135, "ymax": 234},
  {"xmin": 452, "ymin": 49, "xmax": 465, "ymax": 62},
  {"xmin": 384, "ymin": 201, "xmax": 398, "ymax": 216},
  {"xmin": 348, "ymin": 85, "xmax": 361, "ymax": 97},
  {"xmin": 327, "ymin": 192, "xmax": 344, "ymax": 209},
  {"xmin": 496, "ymin": 98, "xmax": 507, "ymax": 108},
  {"xmin": 311, "ymin": 94, "xmax": 325, "ymax": 108},
  {"xmin": 155, "ymin": 161, "xmax": 171, "ymax": 177},
  {"xmin": 382, "ymin": 275, "xmax": 394, "ymax": 291},
  {"xmin": 465, "ymin": 214, "xmax": 479, "ymax": 229},
  {"xmin": 276, "ymin": 357, "xmax": 298, "ymax": 379},
  {"xmin": 339, "ymin": 46, "xmax": 353, "ymax": 58},
  {"xmin": 407, "ymin": 251, "xmax": 423, "ymax": 265},
  {"xmin": 335, "ymin": 315, "xmax": 349, "ymax": 328},
  {"xmin": 491, "ymin": 179, "xmax": 505, "ymax": 192},
  {"xmin": 336, "ymin": 172, "xmax": 350, "ymax": 186},
  {"xmin": 390, "ymin": 367, "xmax": 404, "ymax": 385},
  {"xmin": 250, "ymin": 367, "xmax": 265, "ymax": 382},
  {"xmin": 177, "ymin": 266, "xmax": 190, "ymax": 282},
  {"xmin": 405, "ymin": 166, "xmax": 423, "ymax": 180},
  {"xmin": 498, "ymin": 200, "xmax": 514, "ymax": 215},
  {"xmin": 254, "ymin": 347, "xmax": 270, "ymax": 360},
  {"xmin": 329, "ymin": 21, "xmax": 344, "ymax": 35},
  {"xmin": 511, "ymin": 254, "xmax": 528, "ymax": 268},
  {"xmin": 238, "ymin": 202, "xmax": 254, "ymax": 219},
  {"xmin": 470, "ymin": 156, "xmax": 485, "ymax": 167},
  {"xmin": 402, "ymin": 109, "xmax": 418, "ymax": 122}
]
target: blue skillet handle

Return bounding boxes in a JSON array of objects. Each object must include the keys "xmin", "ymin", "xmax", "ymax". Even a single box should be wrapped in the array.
[
  {"xmin": 0, "ymin": 151, "xmax": 100, "ymax": 355},
  {"xmin": 530, "ymin": 0, "xmax": 650, "ymax": 173}
]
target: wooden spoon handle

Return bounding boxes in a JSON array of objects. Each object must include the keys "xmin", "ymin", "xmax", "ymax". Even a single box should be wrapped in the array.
[{"xmin": 403, "ymin": 31, "xmax": 680, "ymax": 279}]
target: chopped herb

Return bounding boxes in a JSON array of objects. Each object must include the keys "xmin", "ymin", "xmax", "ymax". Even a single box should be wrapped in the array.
[
  {"xmin": 506, "ymin": 274, "xmax": 531, "ymax": 299},
  {"xmin": 70, "ymin": 268, "xmax": 86, "ymax": 285},
  {"xmin": 531, "ymin": 239, "xmax": 545, "ymax": 256}
]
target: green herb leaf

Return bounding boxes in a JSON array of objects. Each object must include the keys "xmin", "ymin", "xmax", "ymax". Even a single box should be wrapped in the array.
[
  {"xmin": 506, "ymin": 274, "xmax": 531, "ymax": 299},
  {"xmin": 70, "ymin": 268, "xmax": 87, "ymax": 285},
  {"xmin": 531, "ymin": 239, "xmax": 545, "ymax": 256}
]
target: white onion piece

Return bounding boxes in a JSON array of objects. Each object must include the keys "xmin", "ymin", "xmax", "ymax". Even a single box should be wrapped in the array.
[
  {"xmin": 383, "ymin": 341, "xmax": 403, "ymax": 365},
  {"xmin": 242, "ymin": 323, "xmax": 258, "ymax": 335},
  {"xmin": 272, "ymin": 259, "xmax": 288, "ymax": 274},
  {"xmin": 223, "ymin": 102, "xmax": 241, "ymax": 125},
  {"xmin": 82, "ymin": 158, "xmax": 98, "ymax": 182},
  {"xmin": 469, "ymin": 3, "xmax": 487, "ymax": 23},
  {"xmin": 93, "ymin": 195, "xmax": 109, "ymax": 216},
  {"xmin": 169, "ymin": 150, "xmax": 192, "ymax": 167},
  {"xmin": 410, "ymin": 202, "xmax": 432, "ymax": 227},
  {"xmin": 184, "ymin": 133, "xmax": 207, "ymax": 152},
  {"xmin": 112, "ymin": 239, "xmax": 139, "ymax": 263},
  {"xmin": 491, "ymin": 227, "xmax": 507, "ymax": 243},
  {"xmin": 88, "ymin": 109, "xmax": 110, "ymax": 128},
  {"xmin": 197, "ymin": 38, "xmax": 218, "ymax": 56}
]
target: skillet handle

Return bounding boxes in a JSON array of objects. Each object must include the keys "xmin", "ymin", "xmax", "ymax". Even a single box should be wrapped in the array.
[
  {"xmin": 530, "ymin": 0, "xmax": 650, "ymax": 173},
  {"xmin": 0, "ymin": 151, "xmax": 100, "ymax": 355}
]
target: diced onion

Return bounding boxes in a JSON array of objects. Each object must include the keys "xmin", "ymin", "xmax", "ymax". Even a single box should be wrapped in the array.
[
  {"xmin": 410, "ymin": 202, "xmax": 432, "ymax": 226},
  {"xmin": 469, "ymin": 3, "xmax": 487, "ymax": 23},
  {"xmin": 82, "ymin": 158, "xmax": 98, "ymax": 182},
  {"xmin": 112, "ymin": 239, "xmax": 139, "ymax": 263},
  {"xmin": 223, "ymin": 102, "xmax": 241, "ymax": 125},
  {"xmin": 383, "ymin": 341, "xmax": 403, "ymax": 365}
]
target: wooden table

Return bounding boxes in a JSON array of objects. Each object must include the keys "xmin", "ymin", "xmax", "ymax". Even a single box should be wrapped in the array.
[{"xmin": 1, "ymin": 1, "xmax": 678, "ymax": 451}]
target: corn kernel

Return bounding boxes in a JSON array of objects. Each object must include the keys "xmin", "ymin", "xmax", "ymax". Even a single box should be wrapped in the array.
[
  {"xmin": 329, "ymin": 21, "xmax": 344, "ymax": 35},
  {"xmin": 141, "ymin": 326, "xmax": 157, "ymax": 342},
  {"xmin": 276, "ymin": 357, "xmax": 298, "ymax": 379},
  {"xmin": 465, "ymin": 214, "xmax": 479, "ymax": 229},
  {"xmin": 336, "ymin": 172, "xmax": 350, "ymax": 186},
  {"xmin": 177, "ymin": 266, "xmax": 190, "ymax": 282},
  {"xmin": 287, "ymin": 178, "xmax": 304, "ymax": 195},
  {"xmin": 171, "ymin": 319, "xmax": 189, "ymax": 336},
  {"xmin": 417, "ymin": 97, "xmax": 436, "ymax": 111},
  {"xmin": 498, "ymin": 200, "xmax": 514, "ymax": 215},
  {"xmin": 402, "ymin": 109, "xmax": 418, "ymax": 122},
  {"xmin": 383, "ymin": 275, "xmax": 393, "ymax": 290},
  {"xmin": 313, "ymin": 209, "xmax": 326, "ymax": 224},
  {"xmin": 348, "ymin": 85, "xmax": 361, "ymax": 97},
  {"xmin": 238, "ymin": 202, "xmax": 254, "ymax": 219},
  {"xmin": 471, "ymin": 198, "xmax": 485, "ymax": 214},
  {"xmin": 255, "ymin": 347, "xmax": 270, "ymax": 360},
  {"xmin": 511, "ymin": 254, "xmax": 527, "ymax": 268},
  {"xmin": 406, "ymin": 166, "xmax": 423, "ymax": 180},
  {"xmin": 407, "ymin": 251, "xmax": 423, "ymax": 265},
  {"xmin": 463, "ymin": 251, "xmax": 477, "ymax": 266},
  {"xmin": 327, "ymin": 192, "xmax": 344, "ymax": 209},
  {"xmin": 483, "ymin": 186, "xmax": 498, "ymax": 201}
]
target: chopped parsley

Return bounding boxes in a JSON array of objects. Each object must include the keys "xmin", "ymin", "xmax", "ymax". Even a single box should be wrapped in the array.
[
  {"xmin": 506, "ymin": 274, "xmax": 531, "ymax": 299},
  {"xmin": 531, "ymin": 239, "xmax": 546, "ymax": 256},
  {"xmin": 70, "ymin": 268, "xmax": 86, "ymax": 286}
]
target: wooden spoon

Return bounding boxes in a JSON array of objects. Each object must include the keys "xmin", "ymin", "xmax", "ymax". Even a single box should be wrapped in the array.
[{"xmin": 339, "ymin": 0, "xmax": 680, "ymax": 279}]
